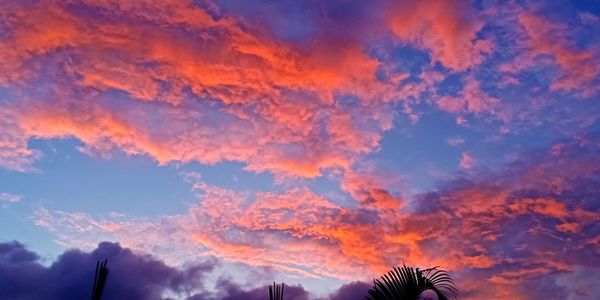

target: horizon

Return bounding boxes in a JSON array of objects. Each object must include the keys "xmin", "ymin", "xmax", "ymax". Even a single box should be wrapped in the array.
[{"xmin": 1, "ymin": 0, "xmax": 600, "ymax": 299}]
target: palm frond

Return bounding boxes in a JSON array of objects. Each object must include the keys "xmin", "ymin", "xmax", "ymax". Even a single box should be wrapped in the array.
[
  {"xmin": 365, "ymin": 264, "xmax": 457, "ymax": 300},
  {"xmin": 91, "ymin": 260, "xmax": 109, "ymax": 300},
  {"xmin": 269, "ymin": 282, "xmax": 284, "ymax": 300}
]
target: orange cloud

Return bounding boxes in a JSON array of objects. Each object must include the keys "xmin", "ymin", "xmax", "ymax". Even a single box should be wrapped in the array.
[
  {"xmin": 509, "ymin": 198, "xmax": 569, "ymax": 219},
  {"xmin": 33, "ymin": 138, "xmax": 600, "ymax": 298},
  {"xmin": 512, "ymin": 13, "xmax": 600, "ymax": 97},
  {"xmin": 436, "ymin": 77, "xmax": 501, "ymax": 123},
  {"xmin": 387, "ymin": 0, "xmax": 493, "ymax": 71},
  {"xmin": 340, "ymin": 168, "xmax": 405, "ymax": 210},
  {"xmin": 0, "ymin": 0, "xmax": 399, "ymax": 177}
]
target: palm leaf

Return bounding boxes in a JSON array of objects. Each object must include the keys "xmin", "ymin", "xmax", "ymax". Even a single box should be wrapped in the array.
[
  {"xmin": 91, "ymin": 260, "xmax": 109, "ymax": 300},
  {"xmin": 365, "ymin": 264, "xmax": 457, "ymax": 300},
  {"xmin": 269, "ymin": 282, "xmax": 284, "ymax": 300}
]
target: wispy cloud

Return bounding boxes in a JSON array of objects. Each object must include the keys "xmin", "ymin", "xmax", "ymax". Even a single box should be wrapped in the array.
[{"xmin": 0, "ymin": 193, "xmax": 22, "ymax": 203}]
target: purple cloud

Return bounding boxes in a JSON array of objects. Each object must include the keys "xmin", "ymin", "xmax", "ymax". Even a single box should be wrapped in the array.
[
  {"xmin": 0, "ymin": 241, "xmax": 376, "ymax": 300},
  {"xmin": 327, "ymin": 281, "xmax": 371, "ymax": 300},
  {"xmin": 0, "ymin": 241, "xmax": 216, "ymax": 300}
]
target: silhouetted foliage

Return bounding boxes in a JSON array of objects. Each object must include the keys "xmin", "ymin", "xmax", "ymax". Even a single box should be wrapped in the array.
[
  {"xmin": 365, "ymin": 264, "xmax": 457, "ymax": 300},
  {"xmin": 91, "ymin": 260, "xmax": 109, "ymax": 300},
  {"xmin": 269, "ymin": 282, "xmax": 284, "ymax": 300}
]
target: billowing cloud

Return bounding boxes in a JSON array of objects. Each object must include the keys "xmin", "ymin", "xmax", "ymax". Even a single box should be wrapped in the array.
[
  {"xmin": 214, "ymin": 280, "xmax": 311, "ymax": 300},
  {"xmin": 328, "ymin": 281, "xmax": 371, "ymax": 300},
  {"xmin": 0, "ymin": 241, "xmax": 375, "ymax": 300},
  {"xmin": 0, "ymin": 241, "xmax": 217, "ymax": 300},
  {"xmin": 387, "ymin": 0, "xmax": 493, "ymax": 71},
  {"xmin": 0, "ymin": 0, "xmax": 401, "ymax": 177},
  {"xmin": 0, "ymin": 0, "xmax": 597, "ymax": 175}
]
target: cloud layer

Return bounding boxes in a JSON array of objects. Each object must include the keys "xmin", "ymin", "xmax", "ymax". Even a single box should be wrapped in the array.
[
  {"xmin": 34, "ymin": 134, "xmax": 600, "ymax": 299},
  {"xmin": 1, "ymin": 0, "xmax": 597, "ymax": 175},
  {"xmin": 1, "ymin": 0, "xmax": 600, "ymax": 299},
  {"xmin": 0, "ymin": 241, "xmax": 372, "ymax": 300},
  {"xmin": 0, "ymin": 241, "xmax": 218, "ymax": 299}
]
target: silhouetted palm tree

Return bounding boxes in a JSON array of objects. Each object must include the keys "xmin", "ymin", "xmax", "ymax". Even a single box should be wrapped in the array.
[
  {"xmin": 91, "ymin": 260, "xmax": 109, "ymax": 300},
  {"xmin": 365, "ymin": 264, "xmax": 457, "ymax": 300},
  {"xmin": 269, "ymin": 282, "xmax": 284, "ymax": 300}
]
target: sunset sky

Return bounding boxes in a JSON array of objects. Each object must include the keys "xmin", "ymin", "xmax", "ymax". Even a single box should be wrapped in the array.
[{"xmin": 1, "ymin": 0, "xmax": 600, "ymax": 299}]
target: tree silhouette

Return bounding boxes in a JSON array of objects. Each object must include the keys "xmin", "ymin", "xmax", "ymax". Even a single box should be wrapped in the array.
[
  {"xmin": 269, "ymin": 282, "xmax": 284, "ymax": 300},
  {"xmin": 91, "ymin": 260, "xmax": 109, "ymax": 300},
  {"xmin": 365, "ymin": 264, "xmax": 457, "ymax": 300}
]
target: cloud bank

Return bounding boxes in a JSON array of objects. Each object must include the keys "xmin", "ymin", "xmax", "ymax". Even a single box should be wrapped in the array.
[{"xmin": 0, "ymin": 241, "xmax": 372, "ymax": 300}]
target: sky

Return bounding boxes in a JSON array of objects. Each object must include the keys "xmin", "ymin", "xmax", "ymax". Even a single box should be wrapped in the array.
[{"xmin": 1, "ymin": 0, "xmax": 600, "ymax": 299}]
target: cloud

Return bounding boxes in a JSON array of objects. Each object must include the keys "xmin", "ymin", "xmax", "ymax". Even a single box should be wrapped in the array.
[
  {"xmin": 0, "ymin": 241, "xmax": 217, "ymax": 300},
  {"xmin": 32, "ymin": 134, "xmax": 600, "ymax": 299},
  {"xmin": 0, "ymin": 241, "xmax": 376, "ymax": 300},
  {"xmin": 435, "ymin": 76, "xmax": 501, "ymax": 124},
  {"xmin": 556, "ymin": 266, "xmax": 600, "ymax": 300},
  {"xmin": 0, "ymin": 0, "xmax": 502, "ymax": 176},
  {"xmin": 459, "ymin": 153, "xmax": 474, "ymax": 169},
  {"xmin": 446, "ymin": 137, "xmax": 465, "ymax": 146},
  {"xmin": 0, "ymin": 192, "xmax": 22, "ymax": 203},
  {"xmin": 579, "ymin": 12, "xmax": 600, "ymax": 25},
  {"xmin": 215, "ymin": 279, "xmax": 311, "ymax": 300},
  {"xmin": 501, "ymin": 12, "xmax": 600, "ymax": 97},
  {"xmin": 1, "ymin": 0, "xmax": 596, "ymax": 177},
  {"xmin": 0, "ymin": 109, "xmax": 40, "ymax": 172},
  {"xmin": 387, "ymin": 0, "xmax": 493, "ymax": 71},
  {"xmin": 519, "ymin": 13, "xmax": 600, "ymax": 96},
  {"xmin": 327, "ymin": 281, "xmax": 371, "ymax": 300},
  {"xmin": 2, "ymin": 2, "xmax": 600, "ymax": 298},
  {"xmin": 0, "ymin": 0, "xmax": 398, "ymax": 176}
]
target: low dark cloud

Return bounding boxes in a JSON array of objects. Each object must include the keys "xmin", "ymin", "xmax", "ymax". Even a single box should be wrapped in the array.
[
  {"xmin": 327, "ymin": 281, "xmax": 371, "ymax": 300},
  {"xmin": 0, "ymin": 241, "xmax": 373, "ymax": 300},
  {"xmin": 0, "ymin": 241, "xmax": 216, "ymax": 300},
  {"xmin": 217, "ymin": 279, "xmax": 311, "ymax": 300}
]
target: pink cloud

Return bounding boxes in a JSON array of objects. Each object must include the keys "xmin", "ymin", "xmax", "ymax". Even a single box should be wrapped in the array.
[
  {"xmin": 387, "ymin": 0, "xmax": 493, "ymax": 71},
  {"xmin": 0, "ymin": 192, "xmax": 22, "ymax": 203},
  {"xmin": 339, "ymin": 168, "xmax": 405, "ymax": 210},
  {"xmin": 0, "ymin": 109, "xmax": 40, "ymax": 172},
  {"xmin": 0, "ymin": 0, "xmax": 407, "ymax": 177},
  {"xmin": 459, "ymin": 152, "xmax": 475, "ymax": 169},
  {"xmin": 435, "ymin": 77, "xmax": 501, "ymax": 123},
  {"xmin": 0, "ymin": 0, "xmax": 502, "ymax": 175},
  {"xmin": 501, "ymin": 13, "xmax": 600, "ymax": 97},
  {"xmin": 436, "ymin": 96, "xmax": 464, "ymax": 114},
  {"xmin": 447, "ymin": 137, "xmax": 465, "ymax": 146}
]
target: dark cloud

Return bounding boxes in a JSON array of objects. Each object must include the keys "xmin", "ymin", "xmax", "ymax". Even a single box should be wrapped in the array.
[
  {"xmin": 215, "ymin": 279, "xmax": 310, "ymax": 300},
  {"xmin": 0, "ymin": 241, "xmax": 377, "ymax": 300},
  {"xmin": 327, "ymin": 281, "xmax": 371, "ymax": 300},
  {"xmin": 0, "ymin": 241, "xmax": 216, "ymax": 300}
]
